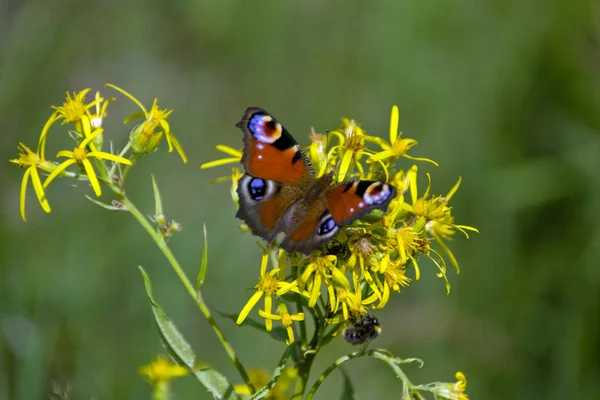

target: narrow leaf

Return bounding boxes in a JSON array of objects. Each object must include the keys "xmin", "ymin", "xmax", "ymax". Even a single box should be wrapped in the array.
[
  {"xmin": 151, "ymin": 175, "xmax": 163, "ymax": 216},
  {"xmin": 197, "ymin": 223, "xmax": 208, "ymax": 289},
  {"xmin": 340, "ymin": 368, "xmax": 359, "ymax": 400},
  {"xmin": 248, "ymin": 343, "xmax": 297, "ymax": 400},
  {"xmin": 85, "ymin": 195, "xmax": 127, "ymax": 211},
  {"xmin": 140, "ymin": 266, "xmax": 195, "ymax": 367},
  {"xmin": 139, "ymin": 267, "xmax": 240, "ymax": 400}
]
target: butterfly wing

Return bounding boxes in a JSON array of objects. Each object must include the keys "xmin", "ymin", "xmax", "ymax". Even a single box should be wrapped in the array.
[
  {"xmin": 236, "ymin": 174, "xmax": 288, "ymax": 242},
  {"xmin": 325, "ymin": 180, "xmax": 397, "ymax": 226},
  {"xmin": 280, "ymin": 207, "xmax": 339, "ymax": 254},
  {"xmin": 279, "ymin": 180, "xmax": 396, "ymax": 254},
  {"xmin": 236, "ymin": 107, "xmax": 314, "ymax": 184}
]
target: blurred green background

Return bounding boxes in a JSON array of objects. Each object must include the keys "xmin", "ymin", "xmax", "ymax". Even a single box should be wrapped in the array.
[{"xmin": 2, "ymin": 0, "xmax": 600, "ymax": 399}]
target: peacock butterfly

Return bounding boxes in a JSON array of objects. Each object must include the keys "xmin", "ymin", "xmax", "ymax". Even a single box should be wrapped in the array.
[{"xmin": 235, "ymin": 107, "xmax": 396, "ymax": 254}]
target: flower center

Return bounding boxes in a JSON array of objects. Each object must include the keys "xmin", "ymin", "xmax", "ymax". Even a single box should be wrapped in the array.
[
  {"xmin": 60, "ymin": 99, "xmax": 86, "ymax": 123},
  {"xmin": 257, "ymin": 274, "xmax": 279, "ymax": 295},
  {"xmin": 280, "ymin": 312, "xmax": 293, "ymax": 327},
  {"xmin": 73, "ymin": 147, "xmax": 87, "ymax": 162}
]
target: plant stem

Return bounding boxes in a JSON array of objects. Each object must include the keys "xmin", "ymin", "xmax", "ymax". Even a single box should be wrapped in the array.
[{"xmin": 121, "ymin": 195, "xmax": 255, "ymax": 393}]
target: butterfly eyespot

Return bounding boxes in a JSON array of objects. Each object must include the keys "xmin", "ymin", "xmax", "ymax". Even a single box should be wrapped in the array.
[
  {"xmin": 317, "ymin": 216, "xmax": 337, "ymax": 236},
  {"xmin": 364, "ymin": 183, "xmax": 392, "ymax": 205},
  {"xmin": 248, "ymin": 178, "xmax": 267, "ymax": 200},
  {"xmin": 249, "ymin": 114, "xmax": 282, "ymax": 144}
]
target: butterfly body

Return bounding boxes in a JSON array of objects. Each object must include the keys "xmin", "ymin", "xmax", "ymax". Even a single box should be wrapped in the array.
[{"xmin": 235, "ymin": 108, "xmax": 396, "ymax": 254}]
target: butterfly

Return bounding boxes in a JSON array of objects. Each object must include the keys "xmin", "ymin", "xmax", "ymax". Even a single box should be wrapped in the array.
[{"xmin": 235, "ymin": 107, "xmax": 396, "ymax": 254}]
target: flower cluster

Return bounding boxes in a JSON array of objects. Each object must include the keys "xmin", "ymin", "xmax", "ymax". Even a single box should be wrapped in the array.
[
  {"xmin": 201, "ymin": 105, "xmax": 478, "ymax": 344},
  {"xmin": 9, "ymin": 85, "xmax": 186, "ymax": 221}
]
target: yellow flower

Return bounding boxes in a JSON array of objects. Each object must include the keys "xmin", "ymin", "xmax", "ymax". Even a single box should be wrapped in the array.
[
  {"xmin": 106, "ymin": 83, "xmax": 187, "ymax": 163},
  {"xmin": 138, "ymin": 356, "xmax": 188, "ymax": 385},
  {"xmin": 431, "ymin": 371, "xmax": 470, "ymax": 400},
  {"xmin": 328, "ymin": 118, "xmax": 375, "ymax": 181},
  {"xmin": 237, "ymin": 250, "xmax": 297, "ymax": 330},
  {"xmin": 329, "ymin": 287, "xmax": 364, "ymax": 321},
  {"xmin": 308, "ymin": 128, "xmax": 329, "ymax": 174},
  {"xmin": 370, "ymin": 256, "xmax": 411, "ymax": 308},
  {"xmin": 403, "ymin": 166, "xmax": 479, "ymax": 273},
  {"xmin": 43, "ymin": 128, "xmax": 132, "ymax": 196},
  {"xmin": 200, "ymin": 145, "xmax": 242, "ymax": 170},
  {"xmin": 368, "ymin": 105, "xmax": 438, "ymax": 166},
  {"xmin": 38, "ymin": 89, "xmax": 107, "ymax": 159},
  {"xmin": 9, "ymin": 143, "xmax": 53, "ymax": 221},
  {"xmin": 295, "ymin": 254, "xmax": 349, "ymax": 308},
  {"xmin": 259, "ymin": 304, "xmax": 304, "ymax": 344},
  {"xmin": 234, "ymin": 367, "xmax": 298, "ymax": 399}
]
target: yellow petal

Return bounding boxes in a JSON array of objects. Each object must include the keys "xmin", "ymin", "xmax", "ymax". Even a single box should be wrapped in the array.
[
  {"xmin": 409, "ymin": 166, "xmax": 418, "ymax": 204},
  {"xmin": 389, "ymin": 105, "xmax": 399, "ymax": 144},
  {"xmin": 200, "ymin": 158, "xmax": 240, "ymax": 169},
  {"xmin": 409, "ymin": 256, "xmax": 421, "ymax": 280},
  {"xmin": 80, "ymin": 128, "xmax": 104, "ymax": 149},
  {"xmin": 236, "ymin": 291, "xmax": 263, "ymax": 324},
  {"xmin": 216, "ymin": 145, "xmax": 242, "ymax": 158},
  {"xmin": 285, "ymin": 326, "xmax": 294, "ymax": 344},
  {"xmin": 444, "ymin": 176, "xmax": 462, "ymax": 203},
  {"xmin": 19, "ymin": 168, "xmax": 31, "ymax": 221},
  {"xmin": 258, "ymin": 309, "xmax": 281, "ymax": 320},
  {"xmin": 82, "ymin": 158, "xmax": 101, "ymax": 196},
  {"xmin": 377, "ymin": 283, "xmax": 390, "ymax": 308},
  {"xmin": 30, "ymin": 166, "xmax": 51, "ymax": 213},
  {"xmin": 43, "ymin": 159, "xmax": 76, "ymax": 188},
  {"xmin": 87, "ymin": 151, "xmax": 132, "ymax": 165},
  {"xmin": 368, "ymin": 150, "xmax": 394, "ymax": 163},
  {"xmin": 38, "ymin": 114, "xmax": 58, "ymax": 160},
  {"xmin": 166, "ymin": 133, "xmax": 188, "ymax": 164},
  {"xmin": 56, "ymin": 150, "xmax": 74, "ymax": 159},
  {"xmin": 260, "ymin": 250, "xmax": 269, "ymax": 276},
  {"xmin": 308, "ymin": 275, "xmax": 321, "ymax": 307},
  {"xmin": 402, "ymin": 154, "xmax": 439, "ymax": 166},
  {"xmin": 264, "ymin": 296, "xmax": 272, "ymax": 331},
  {"xmin": 337, "ymin": 150, "xmax": 353, "ymax": 182},
  {"xmin": 105, "ymin": 84, "xmax": 148, "ymax": 114}
]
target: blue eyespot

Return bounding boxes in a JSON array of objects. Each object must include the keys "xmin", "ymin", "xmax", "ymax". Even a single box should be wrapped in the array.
[
  {"xmin": 317, "ymin": 216, "xmax": 337, "ymax": 236},
  {"xmin": 248, "ymin": 178, "xmax": 266, "ymax": 200}
]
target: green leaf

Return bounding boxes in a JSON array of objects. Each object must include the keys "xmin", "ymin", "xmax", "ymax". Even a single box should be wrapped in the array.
[
  {"xmin": 339, "ymin": 368, "xmax": 359, "ymax": 400},
  {"xmin": 151, "ymin": 175, "xmax": 163, "ymax": 216},
  {"xmin": 217, "ymin": 310, "xmax": 288, "ymax": 343},
  {"xmin": 197, "ymin": 224, "xmax": 208, "ymax": 289},
  {"xmin": 139, "ymin": 266, "xmax": 241, "ymax": 400},
  {"xmin": 85, "ymin": 195, "xmax": 127, "ymax": 211},
  {"xmin": 248, "ymin": 343, "xmax": 297, "ymax": 400},
  {"xmin": 140, "ymin": 266, "xmax": 195, "ymax": 366}
]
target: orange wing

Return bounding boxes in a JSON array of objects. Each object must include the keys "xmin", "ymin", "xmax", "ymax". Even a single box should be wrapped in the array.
[
  {"xmin": 326, "ymin": 181, "xmax": 396, "ymax": 225},
  {"xmin": 236, "ymin": 107, "xmax": 314, "ymax": 184}
]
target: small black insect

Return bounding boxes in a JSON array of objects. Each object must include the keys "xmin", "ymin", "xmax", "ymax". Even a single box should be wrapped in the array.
[{"xmin": 343, "ymin": 313, "xmax": 381, "ymax": 345}]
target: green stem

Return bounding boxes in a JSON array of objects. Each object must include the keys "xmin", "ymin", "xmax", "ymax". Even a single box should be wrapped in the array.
[
  {"xmin": 305, "ymin": 349, "xmax": 421, "ymax": 400},
  {"xmin": 121, "ymin": 195, "xmax": 255, "ymax": 393},
  {"xmin": 305, "ymin": 350, "xmax": 366, "ymax": 400}
]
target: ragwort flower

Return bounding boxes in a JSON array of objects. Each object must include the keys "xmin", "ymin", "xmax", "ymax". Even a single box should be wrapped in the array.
[
  {"xmin": 237, "ymin": 250, "xmax": 297, "ymax": 330},
  {"xmin": 429, "ymin": 371, "xmax": 470, "ymax": 400},
  {"xmin": 43, "ymin": 128, "xmax": 131, "ymax": 196},
  {"xmin": 368, "ymin": 105, "xmax": 438, "ymax": 166},
  {"xmin": 106, "ymin": 83, "xmax": 187, "ymax": 163},
  {"xmin": 138, "ymin": 356, "xmax": 188, "ymax": 385},
  {"xmin": 259, "ymin": 304, "xmax": 305, "ymax": 344},
  {"xmin": 9, "ymin": 143, "xmax": 54, "ymax": 221}
]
